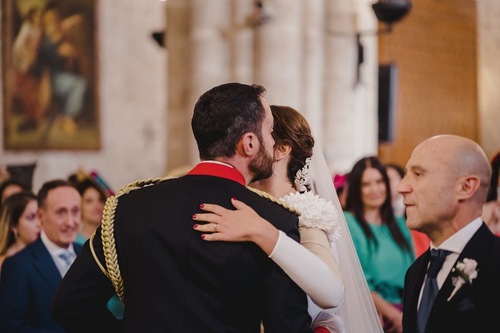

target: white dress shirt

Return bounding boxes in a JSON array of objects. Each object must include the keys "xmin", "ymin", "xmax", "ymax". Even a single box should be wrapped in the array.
[
  {"xmin": 40, "ymin": 230, "xmax": 77, "ymax": 277},
  {"xmin": 418, "ymin": 217, "xmax": 482, "ymax": 308}
]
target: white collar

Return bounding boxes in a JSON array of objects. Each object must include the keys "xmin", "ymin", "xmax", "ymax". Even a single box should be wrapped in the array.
[
  {"xmin": 199, "ymin": 160, "xmax": 235, "ymax": 168},
  {"xmin": 40, "ymin": 230, "xmax": 76, "ymax": 256},
  {"xmin": 431, "ymin": 217, "xmax": 482, "ymax": 254}
]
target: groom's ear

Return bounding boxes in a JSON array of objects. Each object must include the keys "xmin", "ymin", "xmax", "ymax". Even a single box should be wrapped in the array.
[{"xmin": 238, "ymin": 132, "xmax": 258, "ymax": 157}]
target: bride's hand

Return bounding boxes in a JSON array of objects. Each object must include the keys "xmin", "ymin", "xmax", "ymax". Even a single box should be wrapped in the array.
[{"xmin": 193, "ymin": 198, "xmax": 279, "ymax": 254}]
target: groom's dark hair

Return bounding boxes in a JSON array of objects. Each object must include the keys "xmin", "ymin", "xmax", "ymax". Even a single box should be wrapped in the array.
[{"xmin": 192, "ymin": 83, "xmax": 266, "ymax": 160}]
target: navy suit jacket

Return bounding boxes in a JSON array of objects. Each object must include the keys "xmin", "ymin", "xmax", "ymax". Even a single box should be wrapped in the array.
[
  {"xmin": 0, "ymin": 237, "xmax": 81, "ymax": 332},
  {"xmin": 402, "ymin": 223, "xmax": 500, "ymax": 333}
]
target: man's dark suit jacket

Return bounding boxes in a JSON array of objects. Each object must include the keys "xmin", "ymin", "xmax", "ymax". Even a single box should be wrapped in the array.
[
  {"xmin": 53, "ymin": 174, "xmax": 313, "ymax": 333},
  {"xmin": 402, "ymin": 223, "xmax": 500, "ymax": 333},
  {"xmin": 0, "ymin": 237, "xmax": 82, "ymax": 332}
]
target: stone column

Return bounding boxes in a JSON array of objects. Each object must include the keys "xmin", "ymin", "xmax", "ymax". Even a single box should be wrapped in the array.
[
  {"xmin": 323, "ymin": 0, "xmax": 378, "ymax": 173},
  {"xmin": 301, "ymin": 0, "xmax": 325, "ymax": 143},
  {"xmin": 166, "ymin": 0, "xmax": 193, "ymax": 173},
  {"xmin": 254, "ymin": 0, "xmax": 303, "ymax": 107},
  {"xmin": 188, "ymin": 0, "xmax": 233, "ymax": 163},
  {"xmin": 229, "ymin": 0, "xmax": 254, "ymax": 83}
]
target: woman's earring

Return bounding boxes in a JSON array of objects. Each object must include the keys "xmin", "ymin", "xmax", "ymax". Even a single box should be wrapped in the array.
[{"xmin": 273, "ymin": 153, "xmax": 278, "ymax": 175}]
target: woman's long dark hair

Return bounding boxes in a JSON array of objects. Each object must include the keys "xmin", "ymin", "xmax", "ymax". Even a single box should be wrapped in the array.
[
  {"xmin": 345, "ymin": 156, "xmax": 412, "ymax": 253},
  {"xmin": 0, "ymin": 191, "xmax": 37, "ymax": 255}
]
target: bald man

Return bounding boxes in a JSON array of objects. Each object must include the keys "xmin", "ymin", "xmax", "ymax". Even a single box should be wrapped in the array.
[{"xmin": 398, "ymin": 135, "xmax": 500, "ymax": 333}]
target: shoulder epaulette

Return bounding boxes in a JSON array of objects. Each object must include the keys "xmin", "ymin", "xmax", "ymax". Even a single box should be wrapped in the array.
[
  {"xmin": 90, "ymin": 176, "xmax": 177, "ymax": 304},
  {"xmin": 247, "ymin": 187, "xmax": 301, "ymax": 216}
]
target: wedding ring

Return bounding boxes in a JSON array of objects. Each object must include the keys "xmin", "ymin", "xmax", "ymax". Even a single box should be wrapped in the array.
[{"xmin": 214, "ymin": 223, "xmax": 218, "ymax": 232}]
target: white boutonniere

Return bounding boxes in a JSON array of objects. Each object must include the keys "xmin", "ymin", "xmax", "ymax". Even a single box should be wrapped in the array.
[{"xmin": 447, "ymin": 258, "xmax": 478, "ymax": 301}]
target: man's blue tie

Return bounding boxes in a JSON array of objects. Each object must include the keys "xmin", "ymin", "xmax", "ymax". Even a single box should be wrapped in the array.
[
  {"xmin": 59, "ymin": 251, "xmax": 75, "ymax": 276},
  {"xmin": 417, "ymin": 249, "xmax": 450, "ymax": 333}
]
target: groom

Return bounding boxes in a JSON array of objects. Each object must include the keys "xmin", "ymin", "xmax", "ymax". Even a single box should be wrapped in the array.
[
  {"xmin": 398, "ymin": 135, "xmax": 500, "ymax": 333},
  {"xmin": 52, "ymin": 83, "xmax": 313, "ymax": 332}
]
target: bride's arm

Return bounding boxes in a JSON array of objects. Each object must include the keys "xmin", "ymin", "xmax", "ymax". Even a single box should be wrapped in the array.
[
  {"xmin": 298, "ymin": 227, "xmax": 342, "ymax": 291},
  {"xmin": 270, "ymin": 228, "xmax": 344, "ymax": 308},
  {"xmin": 193, "ymin": 198, "xmax": 344, "ymax": 309}
]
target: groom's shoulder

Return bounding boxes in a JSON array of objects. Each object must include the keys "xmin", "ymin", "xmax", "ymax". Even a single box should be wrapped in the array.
[{"xmin": 246, "ymin": 187, "xmax": 300, "ymax": 216}]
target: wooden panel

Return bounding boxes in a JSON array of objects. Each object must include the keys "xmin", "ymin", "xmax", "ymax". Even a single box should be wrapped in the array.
[{"xmin": 377, "ymin": 0, "xmax": 478, "ymax": 167}]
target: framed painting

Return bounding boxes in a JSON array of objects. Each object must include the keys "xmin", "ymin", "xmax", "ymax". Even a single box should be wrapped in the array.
[{"xmin": 2, "ymin": 0, "xmax": 99, "ymax": 150}]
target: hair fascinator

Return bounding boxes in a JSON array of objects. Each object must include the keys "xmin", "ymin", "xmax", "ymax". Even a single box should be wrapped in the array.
[
  {"xmin": 71, "ymin": 168, "xmax": 115, "ymax": 197},
  {"xmin": 333, "ymin": 173, "xmax": 347, "ymax": 190}
]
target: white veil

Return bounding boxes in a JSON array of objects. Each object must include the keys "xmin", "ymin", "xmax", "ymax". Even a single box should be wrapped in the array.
[{"xmin": 310, "ymin": 143, "xmax": 383, "ymax": 333}]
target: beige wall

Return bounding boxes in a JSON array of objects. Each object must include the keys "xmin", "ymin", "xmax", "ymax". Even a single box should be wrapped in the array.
[
  {"xmin": 378, "ymin": 0, "xmax": 479, "ymax": 167},
  {"xmin": 478, "ymin": 0, "xmax": 500, "ymax": 157},
  {"xmin": 377, "ymin": 0, "xmax": 500, "ymax": 167}
]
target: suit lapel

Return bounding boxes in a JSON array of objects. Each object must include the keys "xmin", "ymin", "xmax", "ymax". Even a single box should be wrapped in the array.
[
  {"xmin": 31, "ymin": 238, "xmax": 62, "ymax": 291},
  {"xmin": 428, "ymin": 223, "xmax": 493, "ymax": 328},
  {"xmin": 405, "ymin": 251, "xmax": 431, "ymax": 332}
]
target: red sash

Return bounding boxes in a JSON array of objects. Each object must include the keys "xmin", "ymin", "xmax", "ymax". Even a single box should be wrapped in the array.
[{"xmin": 187, "ymin": 162, "xmax": 246, "ymax": 186}]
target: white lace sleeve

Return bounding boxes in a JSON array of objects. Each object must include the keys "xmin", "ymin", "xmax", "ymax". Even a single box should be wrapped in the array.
[
  {"xmin": 281, "ymin": 192, "xmax": 341, "ymax": 244},
  {"xmin": 269, "ymin": 231, "xmax": 344, "ymax": 309}
]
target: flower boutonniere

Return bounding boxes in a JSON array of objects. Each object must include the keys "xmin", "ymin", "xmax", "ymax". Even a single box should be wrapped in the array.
[{"xmin": 447, "ymin": 258, "xmax": 478, "ymax": 301}]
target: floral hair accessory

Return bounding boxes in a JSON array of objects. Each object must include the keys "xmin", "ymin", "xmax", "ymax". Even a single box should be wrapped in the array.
[
  {"xmin": 333, "ymin": 173, "xmax": 347, "ymax": 190},
  {"xmin": 294, "ymin": 157, "xmax": 311, "ymax": 192},
  {"xmin": 447, "ymin": 258, "xmax": 478, "ymax": 301}
]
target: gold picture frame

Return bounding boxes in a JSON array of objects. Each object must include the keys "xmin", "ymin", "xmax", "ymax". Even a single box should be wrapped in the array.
[{"xmin": 2, "ymin": 0, "xmax": 99, "ymax": 150}]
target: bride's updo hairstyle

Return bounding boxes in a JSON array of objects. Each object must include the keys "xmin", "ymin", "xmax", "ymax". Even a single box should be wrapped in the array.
[{"xmin": 270, "ymin": 105, "xmax": 315, "ymax": 189}]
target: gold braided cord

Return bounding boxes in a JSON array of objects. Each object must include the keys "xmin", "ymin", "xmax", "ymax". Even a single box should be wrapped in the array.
[
  {"xmin": 247, "ymin": 187, "xmax": 301, "ymax": 216},
  {"xmin": 89, "ymin": 231, "xmax": 110, "ymax": 279},
  {"xmin": 101, "ymin": 195, "xmax": 124, "ymax": 302},
  {"xmin": 99, "ymin": 176, "xmax": 177, "ymax": 304}
]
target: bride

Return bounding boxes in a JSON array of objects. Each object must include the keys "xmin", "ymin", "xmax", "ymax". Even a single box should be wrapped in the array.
[{"xmin": 193, "ymin": 105, "xmax": 382, "ymax": 333}]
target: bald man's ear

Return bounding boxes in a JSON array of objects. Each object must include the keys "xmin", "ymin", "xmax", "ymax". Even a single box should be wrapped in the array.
[{"xmin": 457, "ymin": 175, "xmax": 481, "ymax": 201}]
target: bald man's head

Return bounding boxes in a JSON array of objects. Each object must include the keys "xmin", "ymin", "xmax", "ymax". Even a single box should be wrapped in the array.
[{"xmin": 415, "ymin": 135, "xmax": 491, "ymax": 203}]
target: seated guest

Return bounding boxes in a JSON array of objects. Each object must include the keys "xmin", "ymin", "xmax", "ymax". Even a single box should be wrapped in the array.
[
  {"xmin": 68, "ymin": 169, "xmax": 114, "ymax": 243},
  {"xmin": 333, "ymin": 173, "xmax": 348, "ymax": 209},
  {"xmin": 345, "ymin": 156, "xmax": 414, "ymax": 333},
  {"xmin": 0, "ymin": 191, "xmax": 41, "ymax": 272},
  {"xmin": 482, "ymin": 151, "xmax": 500, "ymax": 236},
  {"xmin": 0, "ymin": 180, "xmax": 82, "ymax": 332},
  {"xmin": 0, "ymin": 179, "xmax": 28, "ymax": 205}
]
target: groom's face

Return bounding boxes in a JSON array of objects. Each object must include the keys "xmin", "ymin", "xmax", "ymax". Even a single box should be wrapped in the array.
[{"xmin": 250, "ymin": 98, "xmax": 274, "ymax": 182}]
